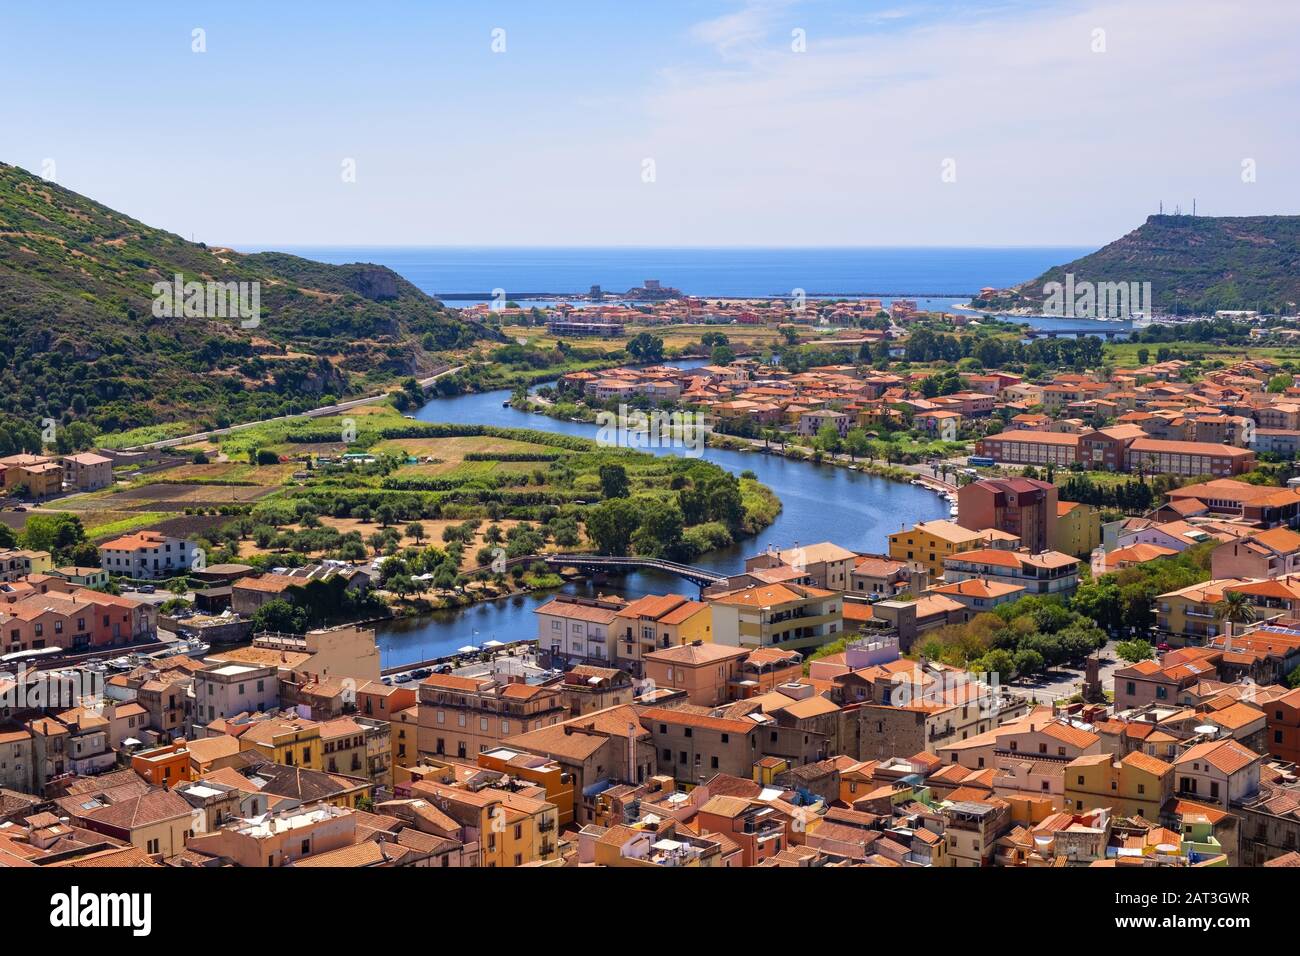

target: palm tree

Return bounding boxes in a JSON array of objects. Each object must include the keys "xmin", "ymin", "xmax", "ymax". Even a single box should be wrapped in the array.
[{"xmin": 1215, "ymin": 591, "xmax": 1257, "ymax": 642}]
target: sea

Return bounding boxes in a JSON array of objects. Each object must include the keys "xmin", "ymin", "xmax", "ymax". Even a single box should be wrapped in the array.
[{"xmin": 252, "ymin": 245, "xmax": 1092, "ymax": 314}]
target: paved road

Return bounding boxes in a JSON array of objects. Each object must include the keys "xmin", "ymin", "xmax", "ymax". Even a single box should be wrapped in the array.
[{"xmin": 125, "ymin": 364, "xmax": 463, "ymax": 451}]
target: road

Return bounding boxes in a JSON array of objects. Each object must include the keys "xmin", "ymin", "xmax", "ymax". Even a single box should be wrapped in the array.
[{"xmin": 125, "ymin": 364, "xmax": 463, "ymax": 451}]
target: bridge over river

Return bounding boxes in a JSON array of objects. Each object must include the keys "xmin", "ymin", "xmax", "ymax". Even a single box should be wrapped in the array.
[{"xmin": 458, "ymin": 552, "xmax": 728, "ymax": 590}]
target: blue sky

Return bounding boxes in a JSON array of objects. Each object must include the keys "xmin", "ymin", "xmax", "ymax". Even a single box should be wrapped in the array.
[{"xmin": 3, "ymin": 0, "xmax": 1297, "ymax": 246}]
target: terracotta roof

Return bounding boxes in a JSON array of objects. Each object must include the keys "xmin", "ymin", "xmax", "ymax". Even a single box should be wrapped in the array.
[
  {"xmin": 1175, "ymin": 738, "xmax": 1260, "ymax": 776},
  {"xmin": 1121, "ymin": 750, "xmax": 1174, "ymax": 777},
  {"xmin": 80, "ymin": 790, "xmax": 194, "ymax": 830},
  {"xmin": 639, "ymin": 706, "xmax": 756, "ymax": 735},
  {"xmin": 644, "ymin": 643, "xmax": 748, "ymax": 666}
]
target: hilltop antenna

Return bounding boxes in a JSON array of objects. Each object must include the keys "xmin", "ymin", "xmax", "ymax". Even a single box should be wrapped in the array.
[
  {"xmin": 1159, "ymin": 201, "xmax": 1163, "ymax": 214},
  {"xmin": 1193, "ymin": 198, "xmax": 1197, "ymax": 216}
]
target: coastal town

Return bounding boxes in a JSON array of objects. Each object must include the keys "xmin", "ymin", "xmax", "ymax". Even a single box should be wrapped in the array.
[
  {"xmin": 7, "ymin": 0, "xmax": 1299, "ymax": 934},
  {"xmin": 4, "ymin": 335, "xmax": 1300, "ymax": 872}
]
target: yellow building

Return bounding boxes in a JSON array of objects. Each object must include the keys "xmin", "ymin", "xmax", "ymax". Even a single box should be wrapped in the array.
[
  {"xmin": 477, "ymin": 745, "xmax": 576, "ymax": 827},
  {"xmin": 391, "ymin": 705, "xmax": 420, "ymax": 779},
  {"xmin": 410, "ymin": 778, "xmax": 559, "ymax": 867},
  {"xmin": 1063, "ymin": 750, "xmax": 1174, "ymax": 819},
  {"xmin": 1154, "ymin": 579, "xmax": 1246, "ymax": 643},
  {"xmin": 318, "ymin": 717, "xmax": 367, "ymax": 777},
  {"xmin": 887, "ymin": 520, "xmax": 1018, "ymax": 579},
  {"xmin": 612, "ymin": 593, "xmax": 713, "ymax": 674},
  {"xmin": 1055, "ymin": 501, "xmax": 1101, "ymax": 558},
  {"xmin": 0, "ymin": 455, "xmax": 63, "ymax": 497},
  {"xmin": 237, "ymin": 717, "xmax": 322, "ymax": 770}
]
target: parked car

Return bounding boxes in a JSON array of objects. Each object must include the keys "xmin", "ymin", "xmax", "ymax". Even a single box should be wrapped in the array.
[
  {"xmin": 137, "ymin": 584, "xmax": 156, "ymax": 594},
  {"xmin": 411, "ymin": 667, "xmax": 431, "ymax": 679}
]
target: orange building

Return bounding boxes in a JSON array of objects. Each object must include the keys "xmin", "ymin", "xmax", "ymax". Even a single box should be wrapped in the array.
[
  {"xmin": 131, "ymin": 740, "xmax": 193, "ymax": 787},
  {"xmin": 1267, "ymin": 687, "xmax": 1300, "ymax": 765}
]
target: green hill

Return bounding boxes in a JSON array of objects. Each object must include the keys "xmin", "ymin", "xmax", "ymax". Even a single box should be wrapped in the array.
[
  {"xmin": 0, "ymin": 161, "xmax": 489, "ymax": 450},
  {"xmin": 973, "ymin": 214, "xmax": 1300, "ymax": 316}
]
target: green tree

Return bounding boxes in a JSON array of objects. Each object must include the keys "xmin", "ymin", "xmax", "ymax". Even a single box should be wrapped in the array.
[
  {"xmin": 598, "ymin": 463, "xmax": 630, "ymax": 499},
  {"xmin": 584, "ymin": 498, "xmax": 641, "ymax": 556},
  {"xmin": 633, "ymin": 499, "xmax": 684, "ymax": 558},
  {"xmin": 1013, "ymin": 648, "xmax": 1046, "ymax": 677},
  {"xmin": 252, "ymin": 599, "xmax": 307, "ymax": 634},
  {"xmin": 815, "ymin": 422, "xmax": 843, "ymax": 455},
  {"xmin": 626, "ymin": 332, "xmax": 665, "ymax": 363},
  {"xmin": 1215, "ymin": 590, "xmax": 1257, "ymax": 636},
  {"xmin": 1115, "ymin": 638, "xmax": 1155, "ymax": 663}
]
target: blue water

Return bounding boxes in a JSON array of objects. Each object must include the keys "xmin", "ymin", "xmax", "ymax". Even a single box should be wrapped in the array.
[
  {"xmin": 243, "ymin": 243, "xmax": 1105, "ymax": 666},
  {"xmin": 258, "ymin": 245, "xmax": 1090, "ymax": 302},
  {"xmin": 373, "ymin": 382, "xmax": 948, "ymax": 669}
]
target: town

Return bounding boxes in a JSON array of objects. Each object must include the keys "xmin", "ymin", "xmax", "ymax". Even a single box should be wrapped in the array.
[{"xmin": 4, "ymin": 369, "xmax": 1300, "ymax": 869}]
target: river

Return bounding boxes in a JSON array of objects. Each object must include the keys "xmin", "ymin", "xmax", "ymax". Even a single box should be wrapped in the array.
[{"xmin": 373, "ymin": 381, "xmax": 948, "ymax": 668}]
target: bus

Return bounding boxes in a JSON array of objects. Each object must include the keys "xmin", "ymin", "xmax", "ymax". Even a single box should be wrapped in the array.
[
  {"xmin": 967, "ymin": 455, "xmax": 995, "ymax": 468},
  {"xmin": 0, "ymin": 646, "xmax": 64, "ymax": 666}
]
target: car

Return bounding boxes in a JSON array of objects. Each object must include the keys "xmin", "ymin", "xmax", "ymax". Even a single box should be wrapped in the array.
[
  {"xmin": 1156, "ymin": 641, "xmax": 1171, "ymax": 651},
  {"xmin": 394, "ymin": 672, "xmax": 412, "ymax": 683},
  {"xmin": 381, "ymin": 676, "xmax": 393, "ymax": 686},
  {"xmin": 433, "ymin": 664, "xmax": 453, "ymax": 674},
  {"xmin": 411, "ymin": 667, "xmax": 431, "ymax": 679},
  {"xmin": 137, "ymin": 584, "xmax": 155, "ymax": 594}
]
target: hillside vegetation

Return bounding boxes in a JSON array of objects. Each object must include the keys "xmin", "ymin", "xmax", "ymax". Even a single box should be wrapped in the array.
[
  {"xmin": 974, "ymin": 214, "xmax": 1300, "ymax": 315},
  {"xmin": 0, "ymin": 161, "xmax": 487, "ymax": 450}
]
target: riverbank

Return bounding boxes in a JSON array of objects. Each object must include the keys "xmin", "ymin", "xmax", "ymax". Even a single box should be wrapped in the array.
[
  {"xmin": 355, "ymin": 383, "xmax": 951, "ymax": 666},
  {"xmin": 510, "ymin": 392, "xmax": 961, "ymax": 498}
]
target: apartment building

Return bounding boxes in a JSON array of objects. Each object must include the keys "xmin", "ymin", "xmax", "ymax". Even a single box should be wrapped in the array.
[
  {"xmin": 192, "ymin": 663, "xmax": 280, "ymax": 729},
  {"xmin": 98, "ymin": 531, "xmax": 198, "ymax": 579},
  {"xmin": 417, "ymin": 674, "xmax": 567, "ymax": 761},
  {"xmin": 956, "ymin": 477, "xmax": 1058, "ymax": 552},
  {"xmin": 0, "ymin": 548, "xmax": 52, "ymax": 583},
  {"xmin": 642, "ymin": 642, "xmax": 751, "ymax": 707},
  {"xmin": 533, "ymin": 594, "xmax": 626, "ymax": 664},
  {"xmin": 1211, "ymin": 527, "xmax": 1300, "ymax": 580},
  {"xmin": 744, "ymin": 541, "xmax": 857, "ymax": 591},
  {"xmin": 61, "ymin": 452, "xmax": 113, "ymax": 491},
  {"xmin": 942, "ymin": 547, "xmax": 1080, "ymax": 596},
  {"xmin": 640, "ymin": 707, "xmax": 761, "ymax": 786},
  {"xmin": 888, "ymin": 520, "xmax": 1019, "ymax": 579},
  {"xmin": 612, "ymin": 593, "xmax": 712, "ymax": 675},
  {"xmin": 0, "ymin": 454, "xmax": 63, "ymax": 497},
  {"xmin": 1063, "ymin": 750, "xmax": 1174, "ymax": 818},
  {"xmin": 407, "ymin": 778, "xmax": 559, "ymax": 867},
  {"xmin": 709, "ymin": 583, "xmax": 841, "ymax": 653}
]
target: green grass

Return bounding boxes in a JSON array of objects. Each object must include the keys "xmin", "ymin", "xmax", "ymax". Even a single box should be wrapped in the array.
[{"xmin": 97, "ymin": 421, "xmax": 198, "ymax": 449}]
